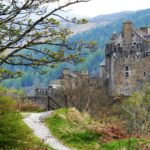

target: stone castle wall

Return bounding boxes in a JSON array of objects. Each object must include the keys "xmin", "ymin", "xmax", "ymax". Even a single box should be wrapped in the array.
[{"xmin": 101, "ymin": 21, "xmax": 150, "ymax": 97}]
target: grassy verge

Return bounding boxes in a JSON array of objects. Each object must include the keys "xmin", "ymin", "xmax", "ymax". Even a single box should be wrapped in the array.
[
  {"xmin": 101, "ymin": 138, "xmax": 137, "ymax": 150},
  {"xmin": 0, "ymin": 95, "xmax": 53, "ymax": 150},
  {"xmin": 19, "ymin": 119, "xmax": 54, "ymax": 150},
  {"xmin": 45, "ymin": 108, "xmax": 149, "ymax": 150},
  {"xmin": 17, "ymin": 100, "xmax": 45, "ymax": 112},
  {"xmin": 45, "ymin": 108, "xmax": 101, "ymax": 150}
]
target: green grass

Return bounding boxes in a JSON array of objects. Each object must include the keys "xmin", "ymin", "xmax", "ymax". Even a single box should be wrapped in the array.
[
  {"xmin": 21, "ymin": 122, "xmax": 54, "ymax": 150},
  {"xmin": 101, "ymin": 138, "xmax": 137, "ymax": 150},
  {"xmin": 45, "ymin": 108, "xmax": 101, "ymax": 150},
  {"xmin": 45, "ymin": 108, "xmax": 150, "ymax": 150},
  {"xmin": 0, "ymin": 95, "xmax": 53, "ymax": 150}
]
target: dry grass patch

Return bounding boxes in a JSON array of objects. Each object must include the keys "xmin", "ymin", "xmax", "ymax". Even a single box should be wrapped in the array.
[{"xmin": 17, "ymin": 100, "xmax": 45, "ymax": 112}]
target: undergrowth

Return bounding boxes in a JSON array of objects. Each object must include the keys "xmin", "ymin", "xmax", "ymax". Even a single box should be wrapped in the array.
[
  {"xmin": 45, "ymin": 108, "xmax": 143, "ymax": 150},
  {"xmin": 46, "ymin": 108, "xmax": 101, "ymax": 150},
  {"xmin": 0, "ymin": 95, "xmax": 53, "ymax": 150}
]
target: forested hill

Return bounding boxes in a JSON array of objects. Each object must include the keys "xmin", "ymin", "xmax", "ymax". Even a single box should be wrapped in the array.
[
  {"xmin": 69, "ymin": 8, "xmax": 150, "ymax": 74},
  {"xmin": 2, "ymin": 8, "xmax": 150, "ymax": 92},
  {"xmin": 71, "ymin": 9, "xmax": 150, "ymax": 50}
]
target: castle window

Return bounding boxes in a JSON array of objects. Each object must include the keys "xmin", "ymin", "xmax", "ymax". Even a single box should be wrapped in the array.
[
  {"xmin": 117, "ymin": 43, "xmax": 120, "ymax": 47},
  {"xmin": 125, "ymin": 66, "xmax": 130, "ymax": 78},
  {"xmin": 125, "ymin": 54, "xmax": 128, "ymax": 59},
  {"xmin": 144, "ymin": 72, "xmax": 146, "ymax": 77},
  {"xmin": 125, "ymin": 66, "xmax": 129, "ymax": 71},
  {"xmin": 133, "ymin": 42, "xmax": 136, "ymax": 48},
  {"xmin": 125, "ymin": 72, "xmax": 129, "ymax": 78}
]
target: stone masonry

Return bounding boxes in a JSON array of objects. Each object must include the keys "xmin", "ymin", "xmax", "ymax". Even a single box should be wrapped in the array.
[{"xmin": 100, "ymin": 21, "xmax": 150, "ymax": 96}]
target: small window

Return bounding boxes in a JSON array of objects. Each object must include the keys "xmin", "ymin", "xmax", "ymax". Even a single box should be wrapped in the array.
[
  {"xmin": 125, "ymin": 72, "xmax": 129, "ymax": 78},
  {"xmin": 144, "ymin": 72, "xmax": 146, "ymax": 77},
  {"xmin": 125, "ymin": 66, "xmax": 130, "ymax": 78},
  {"xmin": 125, "ymin": 66, "xmax": 129, "ymax": 71},
  {"xmin": 125, "ymin": 54, "xmax": 128, "ymax": 59}
]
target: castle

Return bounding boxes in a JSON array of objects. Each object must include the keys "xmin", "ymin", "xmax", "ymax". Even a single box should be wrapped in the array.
[
  {"xmin": 35, "ymin": 21, "xmax": 150, "ymax": 99},
  {"xmin": 100, "ymin": 21, "xmax": 150, "ymax": 96}
]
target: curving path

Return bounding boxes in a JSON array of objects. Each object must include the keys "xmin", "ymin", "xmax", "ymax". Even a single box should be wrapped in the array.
[{"xmin": 23, "ymin": 111, "xmax": 71, "ymax": 150}]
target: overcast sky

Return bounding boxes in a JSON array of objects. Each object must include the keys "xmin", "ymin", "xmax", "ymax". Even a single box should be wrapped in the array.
[{"xmin": 63, "ymin": 0, "xmax": 150, "ymax": 17}]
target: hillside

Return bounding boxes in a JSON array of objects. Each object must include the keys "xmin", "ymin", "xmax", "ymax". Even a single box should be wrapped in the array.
[
  {"xmin": 66, "ymin": 11, "xmax": 134, "ymax": 35},
  {"xmin": 2, "ymin": 8, "xmax": 150, "ymax": 92}
]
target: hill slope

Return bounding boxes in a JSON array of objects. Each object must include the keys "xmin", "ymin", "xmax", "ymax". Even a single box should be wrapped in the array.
[{"xmin": 2, "ymin": 8, "xmax": 150, "ymax": 91}]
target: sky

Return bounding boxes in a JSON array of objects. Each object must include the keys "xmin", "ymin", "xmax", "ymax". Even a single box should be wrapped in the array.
[{"xmin": 62, "ymin": 0, "xmax": 150, "ymax": 17}]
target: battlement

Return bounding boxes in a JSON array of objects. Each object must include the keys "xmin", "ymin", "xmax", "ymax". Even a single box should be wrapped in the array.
[{"xmin": 100, "ymin": 21, "xmax": 150, "ymax": 96}]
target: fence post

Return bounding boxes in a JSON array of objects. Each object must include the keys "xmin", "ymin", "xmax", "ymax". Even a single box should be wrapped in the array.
[
  {"xmin": 47, "ymin": 96, "xmax": 51, "ymax": 111},
  {"xmin": 64, "ymin": 95, "xmax": 68, "ymax": 108}
]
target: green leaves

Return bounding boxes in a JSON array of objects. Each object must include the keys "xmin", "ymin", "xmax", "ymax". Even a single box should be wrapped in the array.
[
  {"xmin": 72, "ymin": 17, "xmax": 88, "ymax": 24},
  {"xmin": 0, "ymin": 0, "xmax": 96, "ymax": 80},
  {"xmin": 0, "ymin": 68, "xmax": 23, "ymax": 80},
  {"xmin": 47, "ymin": 18, "xmax": 60, "ymax": 26},
  {"xmin": 77, "ymin": 18, "xmax": 88, "ymax": 24},
  {"xmin": 122, "ymin": 87, "xmax": 150, "ymax": 135}
]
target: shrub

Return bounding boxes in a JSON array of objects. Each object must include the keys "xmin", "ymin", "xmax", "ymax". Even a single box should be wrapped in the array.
[
  {"xmin": 16, "ymin": 100, "xmax": 45, "ymax": 112},
  {"xmin": 46, "ymin": 108, "xmax": 101, "ymax": 150},
  {"xmin": 0, "ymin": 96, "xmax": 50, "ymax": 150},
  {"xmin": 122, "ymin": 88, "xmax": 150, "ymax": 136},
  {"xmin": 0, "ymin": 96, "xmax": 33, "ymax": 149}
]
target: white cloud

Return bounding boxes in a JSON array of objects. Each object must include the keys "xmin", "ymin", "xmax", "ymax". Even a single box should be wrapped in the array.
[{"xmin": 65, "ymin": 0, "xmax": 150, "ymax": 17}]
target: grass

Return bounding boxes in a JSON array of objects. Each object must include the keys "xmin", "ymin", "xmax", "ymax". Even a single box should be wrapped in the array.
[
  {"xmin": 17, "ymin": 100, "xmax": 45, "ymax": 112},
  {"xmin": 45, "ymin": 108, "xmax": 150, "ymax": 150},
  {"xmin": 0, "ymin": 95, "xmax": 53, "ymax": 150},
  {"xmin": 101, "ymin": 138, "xmax": 137, "ymax": 150},
  {"xmin": 45, "ymin": 108, "xmax": 101, "ymax": 150},
  {"xmin": 20, "ymin": 121, "xmax": 54, "ymax": 150}
]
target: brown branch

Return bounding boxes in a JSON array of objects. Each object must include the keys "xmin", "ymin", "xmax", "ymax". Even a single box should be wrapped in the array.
[{"xmin": 0, "ymin": 0, "xmax": 90, "ymax": 53}]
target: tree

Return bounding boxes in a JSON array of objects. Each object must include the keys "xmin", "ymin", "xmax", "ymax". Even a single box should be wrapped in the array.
[
  {"xmin": 0, "ymin": 0, "xmax": 95, "ymax": 79},
  {"xmin": 58, "ymin": 75, "xmax": 111, "ymax": 116},
  {"xmin": 122, "ymin": 87, "xmax": 150, "ymax": 136}
]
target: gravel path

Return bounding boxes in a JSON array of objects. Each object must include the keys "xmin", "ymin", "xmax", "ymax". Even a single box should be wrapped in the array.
[{"xmin": 23, "ymin": 111, "xmax": 71, "ymax": 150}]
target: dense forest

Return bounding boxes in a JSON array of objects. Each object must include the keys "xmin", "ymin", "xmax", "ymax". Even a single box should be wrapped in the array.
[{"xmin": 2, "ymin": 9, "xmax": 150, "ymax": 93}]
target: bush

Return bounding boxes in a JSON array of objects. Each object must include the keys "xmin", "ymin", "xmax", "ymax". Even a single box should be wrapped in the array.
[
  {"xmin": 0, "ymin": 96, "xmax": 50, "ymax": 150},
  {"xmin": 122, "ymin": 88, "xmax": 150, "ymax": 136},
  {"xmin": 16, "ymin": 100, "xmax": 45, "ymax": 112},
  {"xmin": 46, "ymin": 108, "xmax": 101, "ymax": 150},
  {"xmin": 0, "ymin": 96, "xmax": 32, "ymax": 149}
]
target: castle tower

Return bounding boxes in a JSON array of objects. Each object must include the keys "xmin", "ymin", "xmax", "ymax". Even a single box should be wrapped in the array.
[
  {"xmin": 103, "ymin": 22, "xmax": 150, "ymax": 97},
  {"xmin": 123, "ymin": 21, "xmax": 133, "ymax": 45}
]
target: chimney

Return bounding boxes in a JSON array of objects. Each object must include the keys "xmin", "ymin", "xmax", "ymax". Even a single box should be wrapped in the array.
[
  {"xmin": 140, "ymin": 27, "xmax": 150, "ymax": 35},
  {"xmin": 111, "ymin": 32, "xmax": 117, "ymax": 40},
  {"xmin": 122, "ymin": 21, "xmax": 133, "ymax": 45},
  {"xmin": 62, "ymin": 68, "xmax": 70, "ymax": 75}
]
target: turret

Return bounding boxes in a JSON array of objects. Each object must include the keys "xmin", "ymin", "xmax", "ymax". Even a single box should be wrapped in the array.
[
  {"xmin": 122, "ymin": 21, "xmax": 133, "ymax": 45},
  {"xmin": 140, "ymin": 27, "xmax": 150, "ymax": 35}
]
